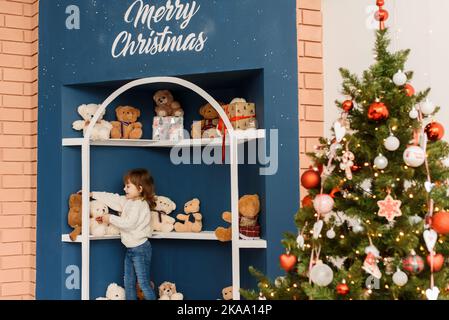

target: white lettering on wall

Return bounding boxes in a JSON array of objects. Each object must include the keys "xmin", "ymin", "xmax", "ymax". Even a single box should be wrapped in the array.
[{"xmin": 113, "ymin": 0, "xmax": 207, "ymax": 58}]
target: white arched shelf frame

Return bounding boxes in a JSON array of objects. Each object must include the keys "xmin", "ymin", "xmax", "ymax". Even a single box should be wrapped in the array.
[{"xmin": 79, "ymin": 77, "xmax": 241, "ymax": 300}]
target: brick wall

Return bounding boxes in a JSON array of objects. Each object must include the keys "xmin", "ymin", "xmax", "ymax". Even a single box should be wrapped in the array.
[
  {"xmin": 297, "ymin": 0, "xmax": 324, "ymax": 199},
  {"xmin": 0, "ymin": 0, "xmax": 38, "ymax": 300}
]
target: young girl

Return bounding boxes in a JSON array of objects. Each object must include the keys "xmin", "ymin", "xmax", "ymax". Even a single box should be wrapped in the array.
[{"xmin": 92, "ymin": 168, "xmax": 156, "ymax": 300}]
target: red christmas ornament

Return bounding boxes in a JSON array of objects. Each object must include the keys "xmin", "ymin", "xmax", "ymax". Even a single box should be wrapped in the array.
[
  {"xmin": 404, "ymin": 84, "xmax": 415, "ymax": 97},
  {"xmin": 425, "ymin": 122, "xmax": 445, "ymax": 141},
  {"xmin": 351, "ymin": 164, "xmax": 361, "ymax": 172},
  {"xmin": 329, "ymin": 187, "xmax": 340, "ymax": 198},
  {"xmin": 336, "ymin": 282, "xmax": 350, "ymax": 295},
  {"xmin": 375, "ymin": 8, "xmax": 389, "ymax": 22},
  {"xmin": 317, "ymin": 163, "xmax": 324, "ymax": 175},
  {"xmin": 342, "ymin": 100, "xmax": 354, "ymax": 112},
  {"xmin": 427, "ymin": 253, "xmax": 444, "ymax": 272},
  {"xmin": 301, "ymin": 167, "xmax": 321, "ymax": 189},
  {"xmin": 368, "ymin": 101, "xmax": 389, "ymax": 121},
  {"xmin": 302, "ymin": 195, "xmax": 313, "ymax": 208},
  {"xmin": 402, "ymin": 254, "xmax": 424, "ymax": 274},
  {"xmin": 280, "ymin": 253, "xmax": 297, "ymax": 272},
  {"xmin": 432, "ymin": 211, "xmax": 449, "ymax": 235},
  {"xmin": 376, "ymin": 0, "xmax": 385, "ymax": 6}
]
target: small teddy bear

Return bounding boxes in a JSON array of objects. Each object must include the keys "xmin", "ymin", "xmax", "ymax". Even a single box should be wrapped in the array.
[
  {"xmin": 89, "ymin": 200, "xmax": 120, "ymax": 237},
  {"xmin": 158, "ymin": 282, "xmax": 184, "ymax": 300},
  {"xmin": 68, "ymin": 193, "xmax": 82, "ymax": 241},
  {"xmin": 111, "ymin": 106, "xmax": 143, "ymax": 139},
  {"xmin": 96, "ymin": 283, "xmax": 126, "ymax": 300},
  {"xmin": 199, "ymin": 102, "xmax": 224, "ymax": 138},
  {"xmin": 72, "ymin": 104, "xmax": 112, "ymax": 140},
  {"xmin": 153, "ymin": 90, "xmax": 184, "ymax": 117},
  {"xmin": 222, "ymin": 286, "xmax": 233, "ymax": 300},
  {"xmin": 174, "ymin": 198, "xmax": 202, "ymax": 233},
  {"xmin": 215, "ymin": 194, "xmax": 261, "ymax": 242},
  {"xmin": 151, "ymin": 196, "xmax": 177, "ymax": 233}
]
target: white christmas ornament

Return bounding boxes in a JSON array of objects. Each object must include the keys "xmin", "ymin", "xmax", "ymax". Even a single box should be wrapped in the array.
[
  {"xmin": 392, "ymin": 269, "xmax": 408, "ymax": 287},
  {"xmin": 296, "ymin": 234, "xmax": 305, "ymax": 249},
  {"xmin": 442, "ymin": 157, "xmax": 449, "ymax": 167},
  {"xmin": 423, "ymin": 229, "xmax": 438, "ymax": 252},
  {"xmin": 420, "ymin": 99, "xmax": 436, "ymax": 115},
  {"xmin": 313, "ymin": 220, "xmax": 324, "ymax": 239},
  {"xmin": 313, "ymin": 194, "xmax": 334, "ymax": 215},
  {"xmin": 384, "ymin": 135, "xmax": 400, "ymax": 151},
  {"xmin": 310, "ymin": 261, "xmax": 334, "ymax": 287},
  {"xmin": 409, "ymin": 108, "xmax": 419, "ymax": 119},
  {"xmin": 426, "ymin": 287, "xmax": 440, "ymax": 300},
  {"xmin": 334, "ymin": 121, "xmax": 346, "ymax": 143},
  {"xmin": 326, "ymin": 228, "xmax": 336, "ymax": 239},
  {"xmin": 403, "ymin": 146, "xmax": 426, "ymax": 167},
  {"xmin": 409, "ymin": 215, "xmax": 423, "ymax": 225},
  {"xmin": 393, "ymin": 70, "xmax": 407, "ymax": 86},
  {"xmin": 374, "ymin": 154, "xmax": 388, "ymax": 170}
]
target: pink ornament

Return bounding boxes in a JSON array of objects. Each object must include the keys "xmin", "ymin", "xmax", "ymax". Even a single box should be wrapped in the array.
[
  {"xmin": 377, "ymin": 194, "xmax": 402, "ymax": 222},
  {"xmin": 313, "ymin": 194, "xmax": 334, "ymax": 215}
]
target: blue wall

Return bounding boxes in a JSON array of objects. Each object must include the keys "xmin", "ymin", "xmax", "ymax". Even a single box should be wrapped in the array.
[{"xmin": 37, "ymin": 0, "xmax": 299, "ymax": 299}]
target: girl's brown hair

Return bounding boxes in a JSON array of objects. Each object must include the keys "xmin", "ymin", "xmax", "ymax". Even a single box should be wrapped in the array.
[{"xmin": 123, "ymin": 168, "xmax": 156, "ymax": 209}]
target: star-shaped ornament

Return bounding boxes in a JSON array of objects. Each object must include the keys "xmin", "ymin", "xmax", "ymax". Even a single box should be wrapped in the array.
[{"xmin": 377, "ymin": 194, "xmax": 402, "ymax": 222}]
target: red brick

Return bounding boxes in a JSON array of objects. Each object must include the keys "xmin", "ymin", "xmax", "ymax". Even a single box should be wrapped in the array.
[
  {"xmin": 0, "ymin": 1, "xmax": 23, "ymax": 15},
  {"xmin": 0, "ymin": 243, "xmax": 22, "ymax": 256},
  {"xmin": 23, "ymin": 189, "xmax": 36, "ymax": 202},
  {"xmin": 299, "ymin": 120, "xmax": 324, "ymax": 137},
  {"xmin": 0, "ymin": 108, "xmax": 22, "ymax": 121},
  {"xmin": 305, "ymin": 42, "xmax": 322, "ymax": 58},
  {"xmin": 299, "ymin": 105, "xmax": 305, "ymax": 120},
  {"xmin": 302, "ymin": 10, "xmax": 322, "ymax": 25},
  {"xmin": 0, "ymin": 81, "xmax": 22, "ymax": 95},
  {"xmin": 306, "ymin": 137, "xmax": 321, "ymax": 153},
  {"xmin": 22, "ymin": 269, "xmax": 35, "ymax": 282},
  {"xmin": 300, "ymin": 153, "xmax": 314, "ymax": 169},
  {"xmin": 22, "ymin": 215, "xmax": 35, "ymax": 228},
  {"xmin": 23, "ymin": 83, "xmax": 37, "ymax": 96},
  {"xmin": 1, "ymin": 282, "xmax": 32, "ymax": 296},
  {"xmin": 0, "ymin": 55, "xmax": 22, "ymax": 68},
  {"xmin": 299, "ymin": 57, "xmax": 323, "ymax": 73},
  {"xmin": 298, "ymin": 25, "xmax": 322, "ymax": 42},
  {"xmin": 23, "ymin": 2, "xmax": 39, "ymax": 16},
  {"xmin": 299, "ymin": 89, "xmax": 323, "ymax": 105},
  {"xmin": 2, "ymin": 69, "xmax": 33, "ymax": 82},
  {"xmin": 0, "ymin": 189, "xmax": 23, "ymax": 201},
  {"xmin": 22, "ymin": 162, "xmax": 36, "ymax": 175},
  {"xmin": 2, "ymin": 148, "xmax": 36, "ymax": 161},
  {"xmin": 2, "ymin": 122, "xmax": 36, "ymax": 135},
  {"xmin": 0, "ymin": 229, "xmax": 34, "ymax": 243},
  {"xmin": 5, "ymin": 15, "xmax": 34, "ymax": 29},
  {"xmin": 300, "ymin": 138, "xmax": 306, "ymax": 153},
  {"xmin": 0, "ymin": 14, "xmax": 4, "ymax": 26},
  {"xmin": 0, "ymin": 270, "xmax": 22, "ymax": 283},
  {"xmin": 0, "ymin": 135, "xmax": 23, "ymax": 147},
  {"xmin": 304, "ymin": 74, "xmax": 323, "ymax": 89},
  {"xmin": 0, "ymin": 161, "xmax": 22, "ymax": 174},
  {"xmin": 298, "ymin": 40, "xmax": 305, "ymax": 57},
  {"xmin": 22, "ymin": 135, "xmax": 36, "ymax": 148},
  {"xmin": 22, "ymin": 108, "xmax": 37, "ymax": 121},
  {"xmin": 1, "ymin": 202, "xmax": 35, "ymax": 215},
  {"xmin": 22, "ymin": 242, "xmax": 35, "ymax": 255},
  {"xmin": 0, "ymin": 27, "xmax": 22, "ymax": 41},
  {"xmin": 23, "ymin": 29, "xmax": 38, "ymax": 43},
  {"xmin": 306, "ymin": 106, "xmax": 324, "ymax": 121},
  {"xmin": 0, "ymin": 215, "xmax": 22, "ymax": 228},
  {"xmin": 298, "ymin": 0, "xmax": 321, "ymax": 10},
  {"xmin": 2, "ymin": 41, "xmax": 33, "ymax": 55},
  {"xmin": 298, "ymin": 73, "xmax": 305, "ymax": 89},
  {"xmin": 23, "ymin": 55, "xmax": 38, "ymax": 69},
  {"xmin": 2, "ymin": 175, "xmax": 35, "ymax": 188}
]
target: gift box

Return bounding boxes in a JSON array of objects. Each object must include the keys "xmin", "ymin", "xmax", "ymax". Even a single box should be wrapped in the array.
[
  {"xmin": 191, "ymin": 121, "xmax": 202, "ymax": 139},
  {"xmin": 152, "ymin": 116, "xmax": 184, "ymax": 141},
  {"xmin": 219, "ymin": 102, "xmax": 257, "ymax": 133},
  {"xmin": 239, "ymin": 225, "xmax": 261, "ymax": 239}
]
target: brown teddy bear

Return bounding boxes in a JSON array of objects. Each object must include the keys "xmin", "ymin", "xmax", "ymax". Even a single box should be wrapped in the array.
[
  {"xmin": 174, "ymin": 198, "xmax": 202, "ymax": 233},
  {"xmin": 153, "ymin": 90, "xmax": 184, "ymax": 117},
  {"xmin": 68, "ymin": 193, "xmax": 82, "ymax": 241},
  {"xmin": 214, "ymin": 194, "xmax": 261, "ymax": 242},
  {"xmin": 199, "ymin": 102, "xmax": 224, "ymax": 138},
  {"xmin": 111, "ymin": 106, "xmax": 143, "ymax": 139}
]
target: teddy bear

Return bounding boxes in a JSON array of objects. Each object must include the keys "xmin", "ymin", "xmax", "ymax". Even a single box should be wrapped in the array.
[
  {"xmin": 198, "ymin": 102, "xmax": 224, "ymax": 138},
  {"xmin": 151, "ymin": 196, "xmax": 176, "ymax": 233},
  {"xmin": 158, "ymin": 282, "xmax": 184, "ymax": 300},
  {"xmin": 153, "ymin": 90, "xmax": 184, "ymax": 117},
  {"xmin": 214, "ymin": 194, "xmax": 261, "ymax": 242},
  {"xmin": 174, "ymin": 198, "xmax": 203, "ymax": 233},
  {"xmin": 68, "ymin": 193, "xmax": 82, "ymax": 241},
  {"xmin": 110, "ymin": 106, "xmax": 143, "ymax": 139},
  {"xmin": 222, "ymin": 286, "xmax": 233, "ymax": 300},
  {"xmin": 89, "ymin": 200, "xmax": 120, "ymax": 237},
  {"xmin": 72, "ymin": 104, "xmax": 113, "ymax": 140},
  {"xmin": 96, "ymin": 283, "xmax": 125, "ymax": 300}
]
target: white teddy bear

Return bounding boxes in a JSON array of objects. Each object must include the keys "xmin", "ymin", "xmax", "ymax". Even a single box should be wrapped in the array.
[
  {"xmin": 158, "ymin": 281, "xmax": 184, "ymax": 300},
  {"xmin": 72, "ymin": 104, "xmax": 112, "ymax": 141},
  {"xmin": 96, "ymin": 283, "xmax": 125, "ymax": 300},
  {"xmin": 89, "ymin": 200, "xmax": 120, "ymax": 237},
  {"xmin": 151, "ymin": 196, "xmax": 176, "ymax": 233}
]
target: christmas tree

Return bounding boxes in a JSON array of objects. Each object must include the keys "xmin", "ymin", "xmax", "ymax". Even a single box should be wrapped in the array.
[{"xmin": 242, "ymin": 5, "xmax": 449, "ymax": 300}]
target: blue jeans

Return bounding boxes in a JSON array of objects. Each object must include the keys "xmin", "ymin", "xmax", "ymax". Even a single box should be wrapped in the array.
[{"xmin": 124, "ymin": 240, "xmax": 156, "ymax": 300}]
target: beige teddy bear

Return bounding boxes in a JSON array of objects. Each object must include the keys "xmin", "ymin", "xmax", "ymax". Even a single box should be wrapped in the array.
[
  {"xmin": 174, "ymin": 198, "xmax": 202, "ymax": 233},
  {"xmin": 158, "ymin": 281, "xmax": 184, "ymax": 300},
  {"xmin": 89, "ymin": 200, "xmax": 120, "ymax": 237},
  {"xmin": 153, "ymin": 90, "xmax": 184, "ymax": 117},
  {"xmin": 151, "ymin": 196, "xmax": 176, "ymax": 233}
]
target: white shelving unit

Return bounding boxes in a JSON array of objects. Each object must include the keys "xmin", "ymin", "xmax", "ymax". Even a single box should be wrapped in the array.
[{"xmin": 63, "ymin": 76, "xmax": 267, "ymax": 300}]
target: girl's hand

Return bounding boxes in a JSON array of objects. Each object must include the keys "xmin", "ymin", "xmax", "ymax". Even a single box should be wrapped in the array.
[{"xmin": 102, "ymin": 214, "xmax": 110, "ymax": 224}]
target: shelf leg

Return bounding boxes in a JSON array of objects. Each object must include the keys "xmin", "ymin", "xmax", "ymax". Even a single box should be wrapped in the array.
[
  {"xmin": 230, "ymin": 135, "xmax": 240, "ymax": 300},
  {"xmin": 81, "ymin": 142, "xmax": 90, "ymax": 300}
]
